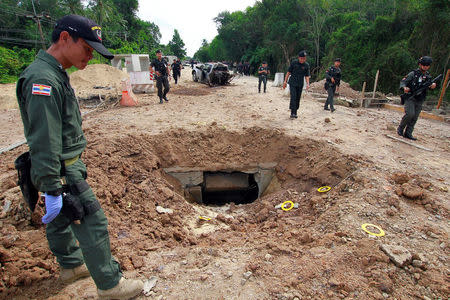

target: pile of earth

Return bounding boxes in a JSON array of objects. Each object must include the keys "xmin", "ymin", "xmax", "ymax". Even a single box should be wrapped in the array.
[
  {"xmin": 70, "ymin": 64, "xmax": 129, "ymax": 102},
  {"xmin": 0, "ymin": 84, "xmax": 17, "ymax": 110},
  {"xmin": 310, "ymin": 79, "xmax": 361, "ymax": 99}
]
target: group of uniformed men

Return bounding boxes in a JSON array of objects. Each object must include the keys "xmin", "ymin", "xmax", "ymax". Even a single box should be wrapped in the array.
[{"xmin": 14, "ymin": 13, "xmax": 438, "ymax": 300}]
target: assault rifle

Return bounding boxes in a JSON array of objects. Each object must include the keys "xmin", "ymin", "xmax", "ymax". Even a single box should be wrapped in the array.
[{"xmin": 401, "ymin": 74, "xmax": 443, "ymax": 105}]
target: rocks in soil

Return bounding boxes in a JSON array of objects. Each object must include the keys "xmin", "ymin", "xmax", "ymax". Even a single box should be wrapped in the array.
[
  {"xmin": 243, "ymin": 271, "xmax": 253, "ymax": 279},
  {"xmin": 264, "ymin": 253, "xmax": 273, "ymax": 261},
  {"xmin": 380, "ymin": 244, "xmax": 412, "ymax": 267},
  {"xmin": 401, "ymin": 183, "xmax": 424, "ymax": 200},
  {"xmin": 156, "ymin": 206, "xmax": 173, "ymax": 214},
  {"xmin": 391, "ymin": 173, "xmax": 410, "ymax": 184}
]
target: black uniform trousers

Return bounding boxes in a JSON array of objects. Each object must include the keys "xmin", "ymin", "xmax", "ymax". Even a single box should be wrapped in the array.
[
  {"xmin": 173, "ymin": 71, "xmax": 180, "ymax": 84},
  {"xmin": 289, "ymin": 85, "xmax": 303, "ymax": 114},
  {"xmin": 258, "ymin": 75, "xmax": 267, "ymax": 92},
  {"xmin": 324, "ymin": 85, "xmax": 336, "ymax": 110},
  {"xmin": 156, "ymin": 75, "xmax": 170, "ymax": 99},
  {"xmin": 399, "ymin": 98, "xmax": 423, "ymax": 136}
]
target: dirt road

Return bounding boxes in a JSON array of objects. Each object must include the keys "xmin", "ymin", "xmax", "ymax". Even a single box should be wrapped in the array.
[{"xmin": 0, "ymin": 73, "xmax": 448, "ymax": 299}]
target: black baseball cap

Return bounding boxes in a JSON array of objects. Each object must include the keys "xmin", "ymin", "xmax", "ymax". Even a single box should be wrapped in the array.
[
  {"xmin": 298, "ymin": 50, "xmax": 307, "ymax": 57},
  {"xmin": 335, "ymin": 58, "xmax": 341, "ymax": 62},
  {"xmin": 54, "ymin": 15, "xmax": 114, "ymax": 60},
  {"xmin": 418, "ymin": 56, "xmax": 432, "ymax": 66}
]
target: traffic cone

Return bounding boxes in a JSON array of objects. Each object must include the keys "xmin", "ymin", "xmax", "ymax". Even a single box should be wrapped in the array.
[{"xmin": 120, "ymin": 79, "xmax": 138, "ymax": 106}]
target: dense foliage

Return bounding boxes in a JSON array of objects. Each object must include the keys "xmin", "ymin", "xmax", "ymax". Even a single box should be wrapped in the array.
[
  {"xmin": 0, "ymin": 0, "xmax": 186, "ymax": 82},
  {"xmin": 194, "ymin": 0, "xmax": 449, "ymax": 96}
]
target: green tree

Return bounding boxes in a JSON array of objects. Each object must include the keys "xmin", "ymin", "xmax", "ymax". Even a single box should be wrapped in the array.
[
  {"xmin": 168, "ymin": 29, "xmax": 186, "ymax": 58},
  {"xmin": 194, "ymin": 39, "xmax": 211, "ymax": 62}
]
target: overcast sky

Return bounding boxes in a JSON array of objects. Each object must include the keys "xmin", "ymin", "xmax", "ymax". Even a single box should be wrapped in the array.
[{"xmin": 137, "ymin": 0, "xmax": 257, "ymax": 57}]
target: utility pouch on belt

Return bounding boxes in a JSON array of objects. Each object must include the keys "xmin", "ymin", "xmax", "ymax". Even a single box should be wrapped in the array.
[
  {"xmin": 14, "ymin": 152, "xmax": 39, "ymax": 212},
  {"xmin": 61, "ymin": 180, "xmax": 101, "ymax": 222}
]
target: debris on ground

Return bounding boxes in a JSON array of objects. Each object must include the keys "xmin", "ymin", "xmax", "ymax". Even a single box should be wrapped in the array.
[
  {"xmin": 380, "ymin": 244, "xmax": 412, "ymax": 267},
  {"xmin": 70, "ymin": 64, "xmax": 129, "ymax": 106},
  {"xmin": 143, "ymin": 276, "xmax": 158, "ymax": 296}
]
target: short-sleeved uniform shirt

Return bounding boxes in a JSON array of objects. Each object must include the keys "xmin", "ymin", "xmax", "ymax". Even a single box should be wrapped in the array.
[
  {"xmin": 258, "ymin": 66, "xmax": 269, "ymax": 77},
  {"xmin": 151, "ymin": 58, "xmax": 168, "ymax": 76},
  {"xmin": 325, "ymin": 66, "xmax": 341, "ymax": 86},
  {"xmin": 288, "ymin": 61, "xmax": 310, "ymax": 87},
  {"xmin": 16, "ymin": 50, "xmax": 86, "ymax": 192},
  {"xmin": 171, "ymin": 62, "xmax": 181, "ymax": 72}
]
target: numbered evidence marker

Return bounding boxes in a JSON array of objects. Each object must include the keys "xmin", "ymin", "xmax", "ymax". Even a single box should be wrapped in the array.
[
  {"xmin": 317, "ymin": 186, "xmax": 331, "ymax": 193},
  {"xmin": 361, "ymin": 223, "xmax": 385, "ymax": 237}
]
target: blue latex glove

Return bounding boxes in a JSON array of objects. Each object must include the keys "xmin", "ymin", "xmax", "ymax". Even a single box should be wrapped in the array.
[{"xmin": 42, "ymin": 193, "xmax": 63, "ymax": 224}]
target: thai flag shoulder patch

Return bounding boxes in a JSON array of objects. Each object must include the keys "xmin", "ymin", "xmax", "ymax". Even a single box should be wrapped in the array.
[{"xmin": 32, "ymin": 84, "xmax": 52, "ymax": 96}]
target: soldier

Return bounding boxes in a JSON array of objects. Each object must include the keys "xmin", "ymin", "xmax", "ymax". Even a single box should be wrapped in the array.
[
  {"xmin": 324, "ymin": 58, "xmax": 342, "ymax": 112},
  {"xmin": 16, "ymin": 15, "xmax": 143, "ymax": 299},
  {"xmin": 237, "ymin": 62, "xmax": 243, "ymax": 75},
  {"xmin": 151, "ymin": 50, "xmax": 171, "ymax": 103},
  {"xmin": 397, "ymin": 56, "xmax": 437, "ymax": 140},
  {"xmin": 258, "ymin": 62, "xmax": 270, "ymax": 93},
  {"xmin": 177, "ymin": 58, "xmax": 183, "ymax": 77},
  {"xmin": 283, "ymin": 50, "xmax": 310, "ymax": 118},
  {"xmin": 244, "ymin": 61, "xmax": 250, "ymax": 76},
  {"xmin": 171, "ymin": 58, "xmax": 181, "ymax": 84}
]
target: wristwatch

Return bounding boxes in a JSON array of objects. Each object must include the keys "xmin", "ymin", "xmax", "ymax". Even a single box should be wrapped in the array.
[{"xmin": 46, "ymin": 188, "xmax": 63, "ymax": 196}]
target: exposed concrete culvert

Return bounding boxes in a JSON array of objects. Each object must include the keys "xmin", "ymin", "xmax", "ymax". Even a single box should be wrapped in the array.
[{"xmin": 165, "ymin": 162, "xmax": 277, "ymax": 205}]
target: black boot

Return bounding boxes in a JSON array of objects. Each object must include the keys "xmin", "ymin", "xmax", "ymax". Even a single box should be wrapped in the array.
[
  {"xmin": 397, "ymin": 126, "xmax": 404, "ymax": 136},
  {"xmin": 404, "ymin": 134, "xmax": 417, "ymax": 141},
  {"xmin": 163, "ymin": 96, "xmax": 169, "ymax": 102},
  {"xmin": 324, "ymin": 107, "xmax": 330, "ymax": 111},
  {"xmin": 159, "ymin": 98, "xmax": 163, "ymax": 104},
  {"xmin": 290, "ymin": 109, "xmax": 297, "ymax": 119}
]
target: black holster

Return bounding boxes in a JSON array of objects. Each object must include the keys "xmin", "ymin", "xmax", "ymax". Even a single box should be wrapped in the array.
[
  {"xmin": 400, "ymin": 93, "xmax": 410, "ymax": 105},
  {"xmin": 14, "ymin": 152, "xmax": 39, "ymax": 212},
  {"xmin": 61, "ymin": 180, "xmax": 101, "ymax": 222}
]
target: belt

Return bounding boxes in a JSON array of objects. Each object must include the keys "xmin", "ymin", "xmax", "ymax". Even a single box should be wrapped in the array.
[{"xmin": 64, "ymin": 155, "xmax": 79, "ymax": 167}]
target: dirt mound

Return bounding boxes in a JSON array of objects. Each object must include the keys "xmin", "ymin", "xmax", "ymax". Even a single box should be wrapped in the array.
[
  {"xmin": 70, "ymin": 64, "xmax": 129, "ymax": 101},
  {"xmin": 310, "ymin": 79, "xmax": 361, "ymax": 99},
  {"xmin": 0, "ymin": 83, "xmax": 18, "ymax": 110}
]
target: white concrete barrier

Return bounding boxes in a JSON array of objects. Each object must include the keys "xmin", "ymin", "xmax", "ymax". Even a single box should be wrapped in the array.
[{"xmin": 272, "ymin": 72, "xmax": 284, "ymax": 87}]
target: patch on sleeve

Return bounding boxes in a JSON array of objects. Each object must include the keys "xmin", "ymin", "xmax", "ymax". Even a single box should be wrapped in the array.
[{"xmin": 32, "ymin": 84, "xmax": 52, "ymax": 96}]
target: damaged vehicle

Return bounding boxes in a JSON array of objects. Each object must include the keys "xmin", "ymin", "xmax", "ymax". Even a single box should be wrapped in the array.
[{"xmin": 192, "ymin": 62, "xmax": 234, "ymax": 86}]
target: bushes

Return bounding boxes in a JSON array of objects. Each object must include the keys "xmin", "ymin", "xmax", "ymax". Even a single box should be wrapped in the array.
[{"xmin": 0, "ymin": 47, "xmax": 36, "ymax": 83}]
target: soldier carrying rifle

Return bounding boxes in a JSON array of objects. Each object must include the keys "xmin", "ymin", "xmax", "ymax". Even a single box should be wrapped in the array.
[{"xmin": 397, "ymin": 56, "xmax": 440, "ymax": 140}]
